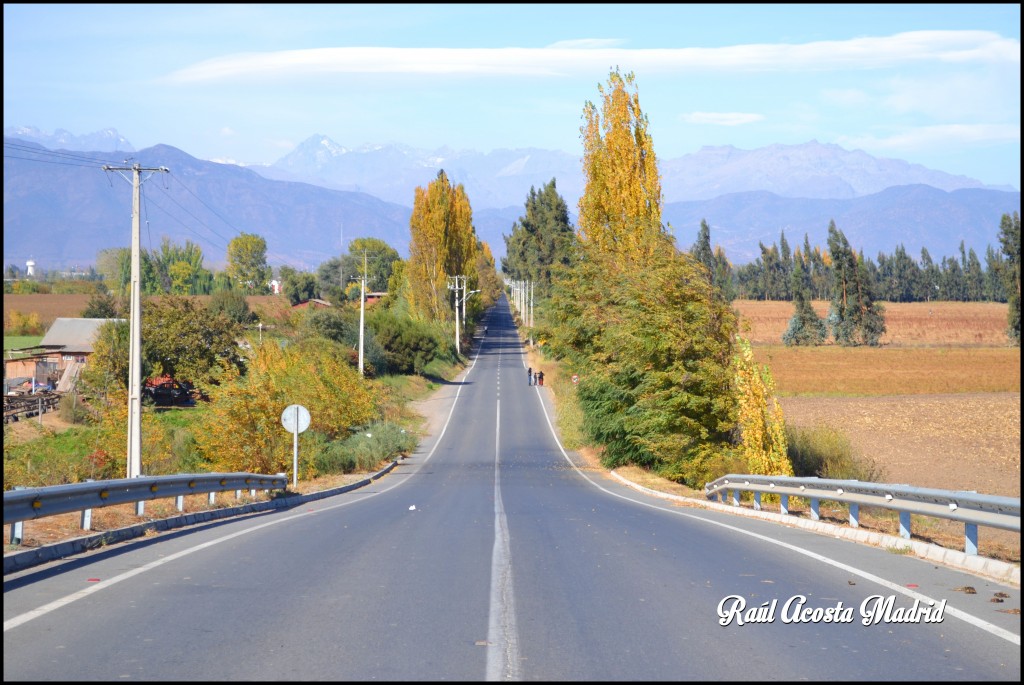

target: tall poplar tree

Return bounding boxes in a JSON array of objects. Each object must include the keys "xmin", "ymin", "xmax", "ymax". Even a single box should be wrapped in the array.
[
  {"xmin": 546, "ymin": 68, "xmax": 740, "ymax": 486},
  {"xmin": 226, "ymin": 233, "xmax": 271, "ymax": 294},
  {"xmin": 577, "ymin": 68, "xmax": 665, "ymax": 262},
  {"xmin": 406, "ymin": 170, "xmax": 478, "ymax": 322}
]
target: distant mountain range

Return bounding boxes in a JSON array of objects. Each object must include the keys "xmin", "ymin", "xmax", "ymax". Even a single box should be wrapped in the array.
[{"xmin": 3, "ymin": 127, "xmax": 1020, "ymax": 270}]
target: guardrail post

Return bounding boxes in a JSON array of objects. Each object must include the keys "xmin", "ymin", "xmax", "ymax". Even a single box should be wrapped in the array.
[
  {"xmin": 752, "ymin": 492, "xmax": 761, "ymax": 511},
  {"xmin": 81, "ymin": 479, "xmax": 94, "ymax": 530},
  {"xmin": 249, "ymin": 488, "xmax": 256, "ymax": 497},
  {"xmin": 849, "ymin": 503, "xmax": 859, "ymax": 528},
  {"xmin": 731, "ymin": 490, "xmax": 739, "ymax": 507},
  {"xmin": 899, "ymin": 511, "xmax": 912, "ymax": 539},
  {"xmin": 176, "ymin": 495, "xmax": 185, "ymax": 512},
  {"xmin": 10, "ymin": 486, "xmax": 26, "ymax": 544},
  {"xmin": 779, "ymin": 494, "xmax": 789, "ymax": 515},
  {"xmin": 810, "ymin": 498, "xmax": 819, "ymax": 521},
  {"xmin": 235, "ymin": 489, "xmax": 242, "ymax": 500},
  {"xmin": 208, "ymin": 492, "xmax": 216, "ymax": 506},
  {"xmin": 964, "ymin": 523, "xmax": 978, "ymax": 556}
]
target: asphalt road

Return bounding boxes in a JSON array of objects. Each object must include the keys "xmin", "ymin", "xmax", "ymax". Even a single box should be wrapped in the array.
[{"xmin": 3, "ymin": 295, "xmax": 1020, "ymax": 681}]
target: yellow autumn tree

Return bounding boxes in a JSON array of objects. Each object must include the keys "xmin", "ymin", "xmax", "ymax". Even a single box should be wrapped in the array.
[
  {"xmin": 405, "ymin": 170, "xmax": 478, "ymax": 321},
  {"xmin": 196, "ymin": 339, "xmax": 380, "ymax": 475},
  {"xmin": 732, "ymin": 337, "xmax": 792, "ymax": 477},
  {"xmin": 578, "ymin": 68, "xmax": 666, "ymax": 262}
]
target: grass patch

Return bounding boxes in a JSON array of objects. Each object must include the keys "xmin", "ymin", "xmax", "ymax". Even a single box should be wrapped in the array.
[
  {"xmin": 3, "ymin": 335, "xmax": 42, "ymax": 353},
  {"xmin": 786, "ymin": 423, "xmax": 886, "ymax": 482}
]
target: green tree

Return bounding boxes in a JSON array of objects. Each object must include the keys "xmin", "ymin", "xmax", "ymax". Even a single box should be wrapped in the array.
[
  {"xmin": 917, "ymin": 248, "xmax": 941, "ymax": 302},
  {"xmin": 963, "ymin": 244, "xmax": 985, "ymax": 302},
  {"xmin": 146, "ymin": 237, "xmax": 210, "ymax": 295},
  {"xmin": 79, "ymin": 319, "xmax": 135, "ymax": 396},
  {"xmin": 998, "ymin": 211, "xmax": 1020, "ymax": 344},
  {"xmin": 826, "ymin": 221, "xmax": 885, "ymax": 346},
  {"xmin": 984, "ymin": 244, "xmax": 1007, "ymax": 303},
  {"xmin": 782, "ymin": 261, "xmax": 826, "ymax": 346},
  {"xmin": 279, "ymin": 266, "xmax": 318, "ymax": 305},
  {"xmin": 545, "ymin": 68, "xmax": 739, "ymax": 487},
  {"xmin": 227, "ymin": 233, "xmax": 272, "ymax": 294},
  {"xmin": 689, "ymin": 219, "xmax": 734, "ymax": 302},
  {"xmin": 318, "ymin": 238, "xmax": 401, "ymax": 303},
  {"xmin": 501, "ymin": 179, "xmax": 576, "ymax": 298},
  {"xmin": 208, "ymin": 289, "xmax": 256, "ymax": 325},
  {"xmin": 691, "ymin": 219, "xmax": 716, "ymax": 278},
  {"xmin": 81, "ymin": 290, "xmax": 123, "ymax": 319},
  {"xmin": 142, "ymin": 296, "xmax": 245, "ymax": 392}
]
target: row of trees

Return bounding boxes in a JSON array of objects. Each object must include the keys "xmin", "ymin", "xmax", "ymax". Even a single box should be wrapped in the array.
[
  {"xmin": 505, "ymin": 68, "xmax": 1019, "ymax": 491},
  {"xmin": 12, "ymin": 162, "xmax": 506, "ymax": 484},
  {"xmin": 729, "ymin": 227, "xmax": 1014, "ymax": 304},
  {"xmin": 518, "ymin": 69, "xmax": 791, "ymax": 487}
]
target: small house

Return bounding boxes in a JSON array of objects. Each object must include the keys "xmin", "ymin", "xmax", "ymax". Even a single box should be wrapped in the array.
[{"xmin": 4, "ymin": 317, "xmax": 122, "ymax": 394}]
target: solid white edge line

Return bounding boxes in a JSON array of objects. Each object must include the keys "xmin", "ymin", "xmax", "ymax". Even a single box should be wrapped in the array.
[
  {"xmin": 5, "ymin": 333, "xmax": 490, "ymax": 633},
  {"xmin": 527, "ymin": 349, "xmax": 1021, "ymax": 648}
]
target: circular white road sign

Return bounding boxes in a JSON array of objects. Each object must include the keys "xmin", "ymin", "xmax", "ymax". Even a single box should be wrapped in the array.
[{"xmin": 281, "ymin": 404, "xmax": 311, "ymax": 434}]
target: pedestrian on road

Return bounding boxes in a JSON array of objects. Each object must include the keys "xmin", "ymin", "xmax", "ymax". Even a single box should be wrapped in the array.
[
  {"xmin": 537, "ymin": 371, "xmax": 545, "ymax": 386},
  {"xmin": 528, "ymin": 367, "xmax": 533, "ymax": 386}
]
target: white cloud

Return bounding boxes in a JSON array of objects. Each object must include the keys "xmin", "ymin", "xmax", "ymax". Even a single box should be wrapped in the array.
[
  {"xmin": 162, "ymin": 31, "xmax": 1020, "ymax": 83},
  {"xmin": 545, "ymin": 38, "xmax": 624, "ymax": 49},
  {"xmin": 839, "ymin": 124, "xmax": 1020, "ymax": 152},
  {"xmin": 220, "ymin": 127, "xmax": 235, "ymax": 136},
  {"xmin": 681, "ymin": 112, "xmax": 764, "ymax": 126}
]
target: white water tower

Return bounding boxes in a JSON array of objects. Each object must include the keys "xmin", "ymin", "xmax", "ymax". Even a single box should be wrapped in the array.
[{"xmin": 25, "ymin": 259, "xmax": 36, "ymax": 278}]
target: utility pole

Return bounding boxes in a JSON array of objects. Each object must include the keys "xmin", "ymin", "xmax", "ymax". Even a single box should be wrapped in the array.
[
  {"xmin": 102, "ymin": 162, "xmax": 168, "ymax": 480},
  {"xmin": 447, "ymin": 275, "xmax": 462, "ymax": 355},
  {"xmin": 460, "ymin": 275, "xmax": 468, "ymax": 323},
  {"xmin": 358, "ymin": 250, "xmax": 366, "ymax": 376},
  {"xmin": 529, "ymin": 280, "xmax": 535, "ymax": 347}
]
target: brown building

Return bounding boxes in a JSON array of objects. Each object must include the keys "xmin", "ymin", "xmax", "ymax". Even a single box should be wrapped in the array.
[{"xmin": 4, "ymin": 317, "xmax": 121, "ymax": 394}]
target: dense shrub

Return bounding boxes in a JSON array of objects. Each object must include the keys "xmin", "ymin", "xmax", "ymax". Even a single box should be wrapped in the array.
[
  {"xmin": 786, "ymin": 423, "xmax": 885, "ymax": 482},
  {"xmin": 208, "ymin": 289, "xmax": 256, "ymax": 324},
  {"xmin": 368, "ymin": 309, "xmax": 455, "ymax": 375},
  {"xmin": 58, "ymin": 391, "xmax": 93, "ymax": 425},
  {"xmin": 310, "ymin": 421, "xmax": 418, "ymax": 475},
  {"xmin": 5, "ymin": 310, "xmax": 45, "ymax": 335}
]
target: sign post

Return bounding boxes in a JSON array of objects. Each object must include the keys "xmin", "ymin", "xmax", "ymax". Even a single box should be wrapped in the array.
[{"xmin": 281, "ymin": 404, "xmax": 311, "ymax": 487}]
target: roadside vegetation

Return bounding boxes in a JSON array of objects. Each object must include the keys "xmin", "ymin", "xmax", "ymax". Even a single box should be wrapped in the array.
[
  {"xmin": 4, "ymin": 169, "xmax": 501, "ymax": 491},
  {"xmin": 3, "ymin": 68, "xmax": 1018, "ymax": 501}
]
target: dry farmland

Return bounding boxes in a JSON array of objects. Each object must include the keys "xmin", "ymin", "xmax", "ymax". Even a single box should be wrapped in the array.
[
  {"xmin": 5, "ymin": 295, "xmax": 1020, "ymax": 499},
  {"xmin": 731, "ymin": 300, "xmax": 1020, "ymax": 500}
]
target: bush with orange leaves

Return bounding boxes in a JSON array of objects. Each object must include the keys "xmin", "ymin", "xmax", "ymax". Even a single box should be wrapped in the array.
[{"xmin": 194, "ymin": 337, "xmax": 381, "ymax": 476}]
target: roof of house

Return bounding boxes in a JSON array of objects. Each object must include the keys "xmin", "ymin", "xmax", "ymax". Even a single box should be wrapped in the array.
[
  {"xmin": 37, "ymin": 318, "xmax": 123, "ymax": 354},
  {"xmin": 291, "ymin": 298, "xmax": 333, "ymax": 309}
]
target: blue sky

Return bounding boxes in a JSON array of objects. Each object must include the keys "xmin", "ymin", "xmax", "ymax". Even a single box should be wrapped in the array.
[{"xmin": 3, "ymin": 3, "xmax": 1020, "ymax": 189}]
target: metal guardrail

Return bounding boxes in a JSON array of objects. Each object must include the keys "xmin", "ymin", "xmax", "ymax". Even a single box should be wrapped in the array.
[
  {"xmin": 4, "ymin": 473, "xmax": 288, "ymax": 544},
  {"xmin": 704, "ymin": 474, "xmax": 1021, "ymax": 555}
]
